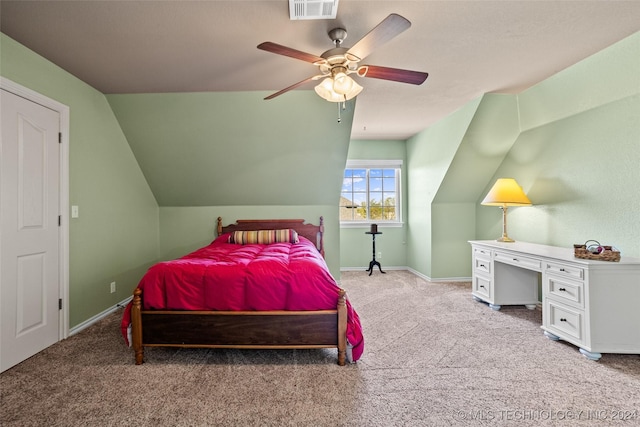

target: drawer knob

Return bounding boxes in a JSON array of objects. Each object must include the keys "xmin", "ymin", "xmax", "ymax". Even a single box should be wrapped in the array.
[
  {"xmin": 480, "ymin": 285, "xmax": 486, "ymax": 289},
  {"xmin": 559, "ymin": 287, "xmax": 566, "ymax": 292},
  {"xmin": 560, "ymin": 318, "xmax": 567, "ymax": 322},
  {"xmin": 479, "ymin": 264, "xmax": 485, "ymax": 268},
  {"xmin": 560, "ymin": 268, "xmax": 566, "ymax": 272}
]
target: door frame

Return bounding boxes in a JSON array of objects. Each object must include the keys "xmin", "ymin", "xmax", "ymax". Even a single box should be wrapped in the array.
[{"xmin": 1, "ymin": 77, "xmax": 70, "ymax": 340}]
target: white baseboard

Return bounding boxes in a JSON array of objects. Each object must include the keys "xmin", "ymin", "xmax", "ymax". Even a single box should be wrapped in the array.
[
  {"xmin": 340, "ymin": 265, "xmax": 407, "ymax": 272},
  {"xmin": 341, "ymin": 266, "xmax": 471, "ymax": 283},
  {"xmin": 69, "ymin": 296, "xmax": 132, "ymax": 336},
  {"xmin": 406, "ymin": 267, "xmax": 429, "ymax": 281}
]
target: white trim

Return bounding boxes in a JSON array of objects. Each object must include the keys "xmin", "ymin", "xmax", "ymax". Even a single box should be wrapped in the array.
[
  {"xmin": 341, "ymin": 266, "xmax": 472, "ymax": 283},
  {"xmin": 346, "ymin": 159, "xmax": 403, "ymax": 168},
  {"xmin": 340, "ymin": 265, "xmax": 407, "ymax": 272},
  {"xmin": 0, "ymin": 77, "xmax": 70, "ymax": 340},
  {"xmin": 69, "ymin": 296, "xmax": 132, "ymax": 336},
  {"xmin": 340, "ymin": 221, "xmax": 404, "ymax": 229},
  {"xmin": 406, "ymin": 267, "xmax": 472, "ymax": 283},
  {"xmin": 405, "ymin": 267, "xmax": 430, "ymax": 281}
]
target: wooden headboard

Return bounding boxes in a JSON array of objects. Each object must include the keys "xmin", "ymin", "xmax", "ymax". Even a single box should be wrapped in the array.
[{"xmin": 216, "ymin": 217, "xmax": 325, "ymax": 258}]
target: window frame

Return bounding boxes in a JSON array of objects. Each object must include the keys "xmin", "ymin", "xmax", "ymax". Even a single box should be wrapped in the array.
[{"xmin": 340, "ymin": 159, "xmax": 403, "ymax": 228}]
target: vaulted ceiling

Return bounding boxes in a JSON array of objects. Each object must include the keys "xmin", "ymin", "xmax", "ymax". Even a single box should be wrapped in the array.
[{"xmin": 2, "ymin": 1, "xmax": 639, "ymax": 140}]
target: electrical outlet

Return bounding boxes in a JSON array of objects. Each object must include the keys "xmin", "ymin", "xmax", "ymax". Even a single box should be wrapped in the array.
[
  {"xmin": 110, "ymin": 281, "xmax": 116, "ymax": 293},
  {"xmin": 378, "ymin": 252, "xmax": 382, "ymax": 259}
]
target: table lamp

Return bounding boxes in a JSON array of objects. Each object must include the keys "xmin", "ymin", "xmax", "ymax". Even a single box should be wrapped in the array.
[{"xmin": 481, "ymin": 178, "xmax": 532, "ymax": 242}]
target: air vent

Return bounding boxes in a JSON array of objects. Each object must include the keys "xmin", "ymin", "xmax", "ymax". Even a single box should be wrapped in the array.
[{"xmin": 289, "ymin": 0, "xmax": 339, "ymax": 20}]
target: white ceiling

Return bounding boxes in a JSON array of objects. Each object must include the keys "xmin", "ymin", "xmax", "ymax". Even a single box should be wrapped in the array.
[{"xmin": 2, "ymin": 0, "xmax": 639, "ymax": 140}]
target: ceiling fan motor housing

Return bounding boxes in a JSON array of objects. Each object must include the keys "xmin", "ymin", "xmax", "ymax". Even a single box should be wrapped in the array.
[
  {"xmin": 328, "ymin": 28, "xmax": 347, "ymax": 45},
  {"xmin": 319, "ymin": 47, "xmax": 361, "ymax": 75}
]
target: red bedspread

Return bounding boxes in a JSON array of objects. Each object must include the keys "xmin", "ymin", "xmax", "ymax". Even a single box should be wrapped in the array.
[{"xmin": 121, "ymin": 234, "xmax": 364, "ymax": 361}]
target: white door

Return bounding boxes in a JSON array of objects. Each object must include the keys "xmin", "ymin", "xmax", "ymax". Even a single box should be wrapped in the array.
[{"xmin": 1, "ymin": 88, "xmax": 61, "ymax": 372}]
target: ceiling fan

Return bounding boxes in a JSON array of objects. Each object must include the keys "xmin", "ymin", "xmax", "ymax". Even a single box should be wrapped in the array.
[{"xmin": 257, "ymin": 13, "xmax": 429, "ymax": 102}]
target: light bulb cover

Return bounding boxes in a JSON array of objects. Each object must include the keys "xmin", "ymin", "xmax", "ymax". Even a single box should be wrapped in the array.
[
  {"xmin": 314, "ymin": 77, "xmax": 362, "ymax": 102},
  {"xmin": 314, "ymin": 78, "xmax": 344, "ymax": 102},
  {"xmin": 333, "ymin": 72, "xmax": 353, "ymax": 95}
]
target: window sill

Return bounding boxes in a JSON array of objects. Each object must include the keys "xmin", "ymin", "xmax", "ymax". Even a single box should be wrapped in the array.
[{"xmin": 340, "ymin": 222, "xmax": 404, "ymax": 229}]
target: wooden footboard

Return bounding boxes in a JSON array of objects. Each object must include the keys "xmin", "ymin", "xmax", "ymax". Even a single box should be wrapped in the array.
[{"xmin": 131, "ymin": 288, "xmax": 348, "ymax": 366}]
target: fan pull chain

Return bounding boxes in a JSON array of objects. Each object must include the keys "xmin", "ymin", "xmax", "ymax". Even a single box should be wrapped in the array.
[{"xmin": 337, "ymin": 97, "xmax": 348, "ymax": 123}]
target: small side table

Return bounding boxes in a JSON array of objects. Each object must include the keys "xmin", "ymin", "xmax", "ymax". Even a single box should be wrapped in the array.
[{"xmin": 365, "ymin": 231, "xmax": 385, "ymax": 276}]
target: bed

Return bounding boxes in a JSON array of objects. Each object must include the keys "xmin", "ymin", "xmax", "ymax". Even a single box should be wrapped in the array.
[{"xmin": 121, "ymin": 217, "xmax": 363, "ymax": 366}]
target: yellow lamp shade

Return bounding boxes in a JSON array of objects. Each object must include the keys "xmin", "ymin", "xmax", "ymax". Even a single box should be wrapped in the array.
[{"xmin": 481, "ymin": 178, "xmax": 532, "ymax": 206}]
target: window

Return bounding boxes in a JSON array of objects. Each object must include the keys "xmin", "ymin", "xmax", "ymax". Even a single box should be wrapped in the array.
[{"xmin": 340, "ymin": 160, "xmax": 402, "ymax": 225}]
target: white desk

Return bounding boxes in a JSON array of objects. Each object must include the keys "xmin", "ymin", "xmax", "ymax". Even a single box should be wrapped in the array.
[{"xmin": 469, "ymin": 240, "xmax": 640, "ymax": 361}]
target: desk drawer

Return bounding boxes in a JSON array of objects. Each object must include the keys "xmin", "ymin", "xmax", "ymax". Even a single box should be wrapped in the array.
[
  {"xmin": 494, "ymin": 251, "xmax": 541, "ymax": 272},
  {"xmin": 473, "ymin": 275, "xmax": 491, "ymax": 299},
  {"xmin": 473, "ymin": 247, "xmax": 492, "ymax": 260},
  {"xmin": 545, "ymin": 275, "xmax": 584, "ymax": 309},
  {"xmin": 546, "ymin": 262, "xmax": 584, "ymax": 281},
  {"xmin": 474, "ymin": 256, "xmax": 491, "ymax": 275},
  {"xmin": 544, "ymin": 301, "xmax": 585, "ymax": 345}
]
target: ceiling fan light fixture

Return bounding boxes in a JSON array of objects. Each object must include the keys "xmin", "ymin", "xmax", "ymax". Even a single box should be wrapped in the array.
[
  {"xmin": 314, "ymin": 78, "xmax": 343, "ymax": 102},
  {"xmin": 314, "ymin": 76, "xmax": 362, "ymax": 102}
]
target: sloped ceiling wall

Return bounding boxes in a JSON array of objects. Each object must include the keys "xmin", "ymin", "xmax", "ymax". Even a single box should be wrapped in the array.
[
  {"xmin": 433, "ymin": 94, "xmax": 520, "ymax": 203},
  {"xmin": 107, "ymin": 91, "xmax": 354, "ymax": 206}
]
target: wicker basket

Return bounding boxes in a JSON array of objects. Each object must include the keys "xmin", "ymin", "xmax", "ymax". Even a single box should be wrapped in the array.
[{"xmin": 574, "ymin": 240, "xmax": 620, "ymax": 262}]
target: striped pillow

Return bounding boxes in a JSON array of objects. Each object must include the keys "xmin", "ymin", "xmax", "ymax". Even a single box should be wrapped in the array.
[{"xmin": 229, "ymin": 229, "xmax": 299, "ymax": 245}]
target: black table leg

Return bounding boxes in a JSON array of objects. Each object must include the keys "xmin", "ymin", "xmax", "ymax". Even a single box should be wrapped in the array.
[
  {"xmin": 365, "ymin": 231, "xmax": 385, "ymax": 275},
  {"xmin": 366, "ymin": 260, "xmax": 385, "ymax": 276}
]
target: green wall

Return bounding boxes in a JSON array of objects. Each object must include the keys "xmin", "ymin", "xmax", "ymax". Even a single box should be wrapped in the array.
[
  {"xmin": 478, "ymin": 31, "xmax": 640, "ymax": 255},
  {"xmin": 405, "ymin": 98, "xmax": 481, "ymax": 278},
  {"xmin": 340, "ymin": 139, "xmax": 407, "ymax": 270},
  {"xmin": 1, "ymin": 33, "xmax": 159, "ymax": 327},
  {"xmin": 106, "ymin": 92, "xmax": 354, "ymax": 208}
]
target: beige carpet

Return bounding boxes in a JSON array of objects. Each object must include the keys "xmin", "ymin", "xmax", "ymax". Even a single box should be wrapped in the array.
[{"xmin": 2, "ymin": 270, "xmax": 640, "ymax": 426}]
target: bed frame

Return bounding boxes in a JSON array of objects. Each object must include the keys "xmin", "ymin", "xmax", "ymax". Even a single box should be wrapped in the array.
[{"xmin": 130, "ymin": 217, "xmax": 348, "ymax": 366}]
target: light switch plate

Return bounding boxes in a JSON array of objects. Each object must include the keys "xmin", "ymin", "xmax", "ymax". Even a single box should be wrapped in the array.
[{"xmin": 71, "ymin": 205, "xmax": 79, "ymax": 218}]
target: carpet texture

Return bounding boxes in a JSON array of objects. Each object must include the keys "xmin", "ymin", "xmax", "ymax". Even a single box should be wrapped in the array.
[{"xmin": 2, "ymin": 270, "xmax": 640, "ymax": 426}]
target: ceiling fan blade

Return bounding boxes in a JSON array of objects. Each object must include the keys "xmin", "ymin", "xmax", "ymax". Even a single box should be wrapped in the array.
[
  {"xmin": 347, "ymin": 14, "xmax": 412, "ymax": 61},
  {"xmin": 357, "ymin": 65, "xmax": 428, "ymax": 85},
  {"xmin": 264, "ymin": 76, "xmax": 317, "ymax": 100},
  {"xmin": 257, "ymin": 42, "xmax": 325, "ymax": 64}
]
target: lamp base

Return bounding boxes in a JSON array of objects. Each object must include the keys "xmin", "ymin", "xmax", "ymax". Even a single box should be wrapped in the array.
[{"xmin": 497, "ymin": 205, "xmax": 515, "ymax": 242}]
